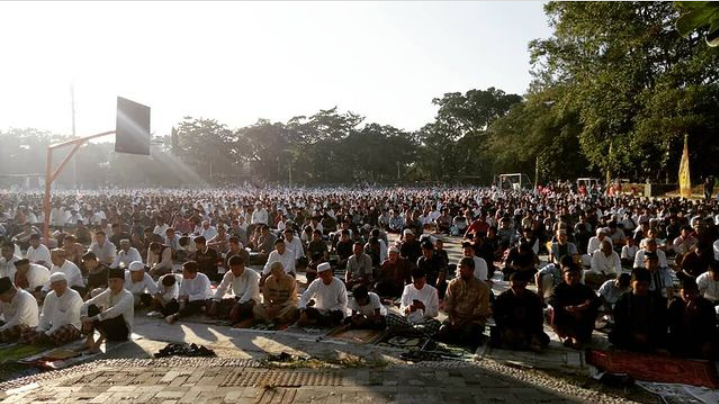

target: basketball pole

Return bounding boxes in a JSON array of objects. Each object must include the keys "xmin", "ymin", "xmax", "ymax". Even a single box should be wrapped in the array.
[{"xmin": 43, "ymin": 130, "xmax": 115, "ymax": 245}]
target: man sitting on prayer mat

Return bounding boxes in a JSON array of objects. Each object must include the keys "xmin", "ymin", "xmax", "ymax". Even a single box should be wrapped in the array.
[
  {"xmin": 80, "ymin": 268, "xmax": 134, "ymax": 352},
  {"xmin": 493, "ymin": 271, "xmax": 549, "ymax": 352},
  {"xmin": 298, "ymin": 262, "xmax": 347, "ymax": 327},
  {"xmin": 437, "ymin": 257, "xmax": 490, "ymax": 347},
  {"xmin": 21, "ymin": 272, "xmax": 82, "ymax": 346},
  {"xmin": 165, "ymin": 261, "xmax": 213, "ymax": 324},
  {"xmin": 386, "ymin": 267, "xmax": 441, "ymax": 337},
  {"xmin": 124, "ymin": 261, "xmax": 158, "ymax": 308},
  {"xmin": 609, "ymin": 269, "xmax": 667, "ymax": 353},
  {"xmin": 253, "ymin": 262, "xmax": 299, "ymax": 326},
  {"xmin": 667, "ymin": 277, "xmax": 718, "ymax": 360},
  {"xmin": 209, "ymin": 255, "xmax": 260, "ymax": 325},
  {"xmin": 0, "ymin": 276, "xmax": 39, "ymax": 342},
  {"xmin": 347, "ymin": 284, "xmax": 386, "ymax": 330},
  {"xmin": 548, "ymin": 264, "xmax": 601, "ymax": 349}
]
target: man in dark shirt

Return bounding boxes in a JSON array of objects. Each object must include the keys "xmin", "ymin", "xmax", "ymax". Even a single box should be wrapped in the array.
[
  {"xmin": 472, "ymin": 234, "xmax": 495, "ymax": 278},
  {"xmin": 334, "ymin": 230, "xmax": 354, "ymax": 269},
  {"xmin": 375, "ymin": 246, "xmax": 411, "ymax": 299},
  {"xmin": 109, "ymin": 223, "xmax": 131, "ymax": 249},
  {"xmin": 503, "ymin": 242, "xmax": 538, "ymax": 281},
  {"xmin": 609, "ymin": 269, "xmax": 667, "ymax": 353},
  {"xmin": 548, "ymin": 265, "xmax": 601, "ymax": 349},
  {"xmin": 400, "ymin": 229, "xmax": 422, "ymax": 265},
  {"xmin": 667, "ymin": 277, "xmax": 718, "ymax": 359},
  {"xmin": 416, "ymin": 240, "xmax": 447, "ymax": 298},
  {"xmin": 307, "ymin": 230, "xmax": 328, "ymax": 262},
  {"xmin": 191, "ymin": 236, "xmax": 219, "ymax": 282},
  {"xmin": 493, "ymin": 271, "xmax": 549, "ymax": 352}
]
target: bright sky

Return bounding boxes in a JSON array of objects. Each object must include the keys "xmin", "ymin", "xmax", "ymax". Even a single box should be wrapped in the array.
[{"xmin": 0, "ymin": 1, "xmax": 551, "ymax": 137}]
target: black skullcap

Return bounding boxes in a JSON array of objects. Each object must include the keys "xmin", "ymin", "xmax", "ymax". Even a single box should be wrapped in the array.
[
  {"xmin": 0, "ymin": 277, "xmax": 12, "ymax": 294},
  {"xmin": 108, "ymin": 267, "xmax": 125, "ymax": 280}
]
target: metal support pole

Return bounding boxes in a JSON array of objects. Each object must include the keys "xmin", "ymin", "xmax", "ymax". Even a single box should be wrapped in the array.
[{"xmin": 42, "ymin": 130, "xmax": 115, "ymax": 245}]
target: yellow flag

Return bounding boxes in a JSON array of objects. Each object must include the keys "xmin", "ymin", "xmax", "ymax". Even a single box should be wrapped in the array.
[{"xmin": 679, "ymin": 134, "xmax": 691, "ymax": 199}]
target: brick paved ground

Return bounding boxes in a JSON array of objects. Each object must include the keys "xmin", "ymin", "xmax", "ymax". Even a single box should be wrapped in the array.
[{"xmin": 0, "ymin": 359, "xmax": 581, "ymax": 404}]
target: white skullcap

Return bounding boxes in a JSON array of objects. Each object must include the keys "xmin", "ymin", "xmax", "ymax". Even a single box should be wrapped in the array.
[
  {"xmin": 129, "ymin": 261, "xmax": 145, "ymax": 272},
  {"xmin": 403, "ymin": 228, "xmax": 413, "ymax": 235},
  {"xmin": 49, "ymin": 272, "xmax": 67, "ymax": 283},
  {"xmin": 317, "ymin": 262, "xmax": 332, "ymax": 273},
  {"xmin": 388, "ymin": 246, "xmax": 400, "ymax": 254}
]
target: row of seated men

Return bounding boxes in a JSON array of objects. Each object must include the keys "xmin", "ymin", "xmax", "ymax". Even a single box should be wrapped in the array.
[{"xmin": 2, "ymin": 241, "xmax": 717, "ymax": 359}]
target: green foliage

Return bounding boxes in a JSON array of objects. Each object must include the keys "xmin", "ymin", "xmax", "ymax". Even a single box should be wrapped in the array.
[{"xmin": 675, "ymin": 1, "xmax": 719, "ymax": 46}]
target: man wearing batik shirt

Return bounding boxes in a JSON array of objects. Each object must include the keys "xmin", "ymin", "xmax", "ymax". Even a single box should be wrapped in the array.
[
  {"xmin": 253, "ymin": 262, "xmax": 299, "ymax": 326},
  {"xmin": 0, "ymin": 277, "xmax": 39, "ymax": 342},
  {"xmin": 437, "ymin": 257, "xmax": 490, "ymax": 346},
  {"xmin": 22, "ymin": 272, "xmax": 82, "ymax": 346}
]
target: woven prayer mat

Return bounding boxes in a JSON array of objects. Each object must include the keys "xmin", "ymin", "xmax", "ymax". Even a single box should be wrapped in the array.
[{"xmin": 587, "ymin": 349, "xmax": 719, "ymax": 388}]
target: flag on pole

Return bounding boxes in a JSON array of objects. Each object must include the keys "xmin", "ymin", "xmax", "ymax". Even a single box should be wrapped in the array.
[{"xmin": 679, "ymin": 134, "xmax": 691, "ymax": 199}]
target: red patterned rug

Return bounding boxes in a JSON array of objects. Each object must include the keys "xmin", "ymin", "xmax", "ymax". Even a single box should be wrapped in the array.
[{"xmin": 587, "ymin": 350, "xmax": 719, "ymax": 388}]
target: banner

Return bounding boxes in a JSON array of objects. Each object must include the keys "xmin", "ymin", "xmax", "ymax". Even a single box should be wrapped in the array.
[{"xmin": 679, "ymin": 134, "xmax": 691, "ymax": 199}]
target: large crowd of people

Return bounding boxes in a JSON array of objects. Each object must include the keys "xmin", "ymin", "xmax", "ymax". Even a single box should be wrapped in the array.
[{"xmin": 0, "ymin": 184, "xmax": 718, "ymax": 359}]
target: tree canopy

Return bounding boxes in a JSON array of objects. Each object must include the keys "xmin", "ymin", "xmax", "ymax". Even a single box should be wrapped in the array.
[{"xmin": 2, "ymin": 1, "xmax": 717, "ymax": 189}]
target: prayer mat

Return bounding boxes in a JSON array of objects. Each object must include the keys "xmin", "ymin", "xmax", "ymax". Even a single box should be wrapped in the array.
[
  {"xmin": 587, "ymin": 349, "xmax": 719, "ymax": 388},
  {"xmin": 327, "ymin": 327, "xmax": 387, "ymax": 344},
  {"xmin": 0, "ymin": 343, "xmax": 53, "ymax": 364}
]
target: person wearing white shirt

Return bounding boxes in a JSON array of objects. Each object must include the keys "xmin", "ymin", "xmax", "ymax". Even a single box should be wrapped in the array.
[
  {"xmin": 199, "ymin": 221, "xmax": 218, "ymax": 240},
  {"xmin": 459, "ymin": 243, "xmax": 488, "ymax": 282},
  {"xmin": 262, "ymin": 239, "xmax": 296, "ymax": 281},
  {"xmin": 386, "ymin": 268, "xmax": 441, "ymax": 336},
  {"xmin": 620, "ymin": 238, "xmax": 639, "ymax": 268},
  {"xmin": 251, "ymin": 204, "xmax": 269, "ymax": 226},
  {"xmin": 89, "ymin": 232, "xmax": 117, "ymax": 266},
  {"xmin": 81, "ymin": 268, "xmax": 134, "ymax": 352},
  {"xmin": 147, "ymin": 242, "xmax": 173, "ymax": 278},
  {"xmin": 22, "ymin": 272, "xmax": 82, "ymax": 345},
  {"xmin": 0, "ymin": 277, "xmax": 39, "ymax": 342},
  {"xmin": 111, "ymin": 240, "xmax": 142, "ymax": 269},
  {"xmin": 209, "ymin": 255, "xmax": 260, "ymax": 324},
  {"xmin": 124, "ymin": 261, "xmax": 158, "ymax": 307},
  {"xmin": 26, "ymin": 235, "xmax": 52, "ymax": 268},
  {"xmin": 13, "ymin": 259, "xmax": 50, "ymax": 295},
  {"xmin": 50, "ymin": 205, "xmax": 66, "ymax": 227},
  {"xmin": 298, "ymin": 262, "xmax": 347, "ymax": 327},
  {"xmin": 587, "ymin": 228, "xmax": 612, "ymax": 256},
  {"xmin": 0, "ymin": 242, "xmax": 20, "ymax": 281},
  {"xmin": 151, "ymin": 273, "xmax": 181, "ymax": 320},
  {"xmin": 283, "ymin": 229, "xmax": 305, "ymax": 260},
  {"xmin": 347, "ymin": 284, "xmax": 387, "ymax": 329},
  {"xmin": 166, "ymin": 261, "xmax": 212, "ymax": 324},
  {"xmin": 47, "ymin": 249, "xmax": 84, "ymax": 293},
  {"xmin": 633, "ymin": 239, "xmax": 668, "ymax": 269},
  {"xmin": 587, "ymin": 240, "xmax": 622, "ymax": 288},
  {"xmin": 697, "ymin": 264, "xmax": 719, "ymax": 304}
]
